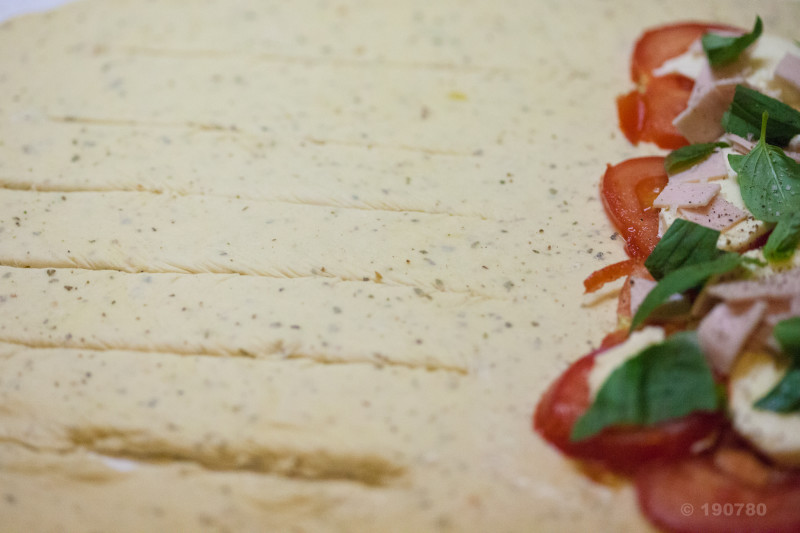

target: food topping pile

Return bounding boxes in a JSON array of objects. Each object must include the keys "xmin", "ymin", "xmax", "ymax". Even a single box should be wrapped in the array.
[{"xmin": 536, "ymin": 17, "xmax": 800, "ymax": 533}]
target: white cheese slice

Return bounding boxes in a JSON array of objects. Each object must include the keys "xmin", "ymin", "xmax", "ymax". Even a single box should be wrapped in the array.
[
  {"xmin": 729, "ymin": 350, "xmax": 800, "ymax": 467},
  {"xmin": 587, "ymin": 327, "xmax": 665, "ymax": 399},
  {"xmin": 739, "ymin": 248, "xmax": 800, "ymax": 278}
]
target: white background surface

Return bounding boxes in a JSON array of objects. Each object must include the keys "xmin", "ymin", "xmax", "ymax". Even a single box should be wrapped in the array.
[{"xmin": 0, "ymin": 0, "xmax": 76, "ymax": 22}]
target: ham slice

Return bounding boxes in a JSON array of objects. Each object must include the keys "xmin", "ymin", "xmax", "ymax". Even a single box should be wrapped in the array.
[
  {"xmin": 706, "ymin": 268, "xmax": 800, "ymax": 302},
  {"xmin": 698, "ymin": 300, "xmax": 767, "ymax": 374},
  {"xmin": 776, "ymin": 53, "xmax": 800, "ymax": 92},
  {"xmin": 629, "ymin": 276, "xmax": 657, "ymax": 316},
  {"xmin": 653, "ymin": 181, "xmax": 720, "ymax": 209},
  {"xmin": 728, "ymin": 132, "xmax": 800, "ymax": 162},
  {"xmin": 782, "ymin": 150, "xmax": 800, "ymax": 163},
  {"xmin": 674, "ymin": 63, "xmax": 745, "ymax": 143},
  {"xmin": 678, "ymin": 195, "xmax": 749, "ymax": 231},
  {"xmin": 726, "ymin": 133, "xmax": 756, "ymax": 154},
  {"xmin": 668, "ymin": 150, "xmax": 729, "ymax": 183},
  {"xmin": 760, "ymin": 297, "xmax": 800, "ymax": 327},
  {"xmin": 747, "ymin": 297, "xmax": 800, "ymax": 354}
]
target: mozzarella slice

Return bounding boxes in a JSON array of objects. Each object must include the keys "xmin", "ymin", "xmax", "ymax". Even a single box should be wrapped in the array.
[
  {"xmin": 729, "ymin": 350, "xmax": 800, "ymax": 467},
  {"xmin": 587, "ymin": 327, "xmax": 665, "ymax": 399},
  {"xmin": 739, "ymin": 248, "xmax": 800, "ymax": 278}
]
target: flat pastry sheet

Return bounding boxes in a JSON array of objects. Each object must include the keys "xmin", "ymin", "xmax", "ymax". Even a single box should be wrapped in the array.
[{"xmin": 0, "ymin": 1, "xmax": 798, "ymax": 531}]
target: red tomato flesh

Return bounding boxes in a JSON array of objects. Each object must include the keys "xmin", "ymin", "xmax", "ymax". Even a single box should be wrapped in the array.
[
  {"xmin": 600, "ymin": 157, "xmax": 667, "ymax": 259},
  {"xmin": 640, "ymin": 74, "xmax": 695, "ymax": 149},
  {"xmin": 583, "ymin": 258, "xmax": 636, "ymax": 293},
  {"xmin": 617, "ymin": 89, "xmax": 646, "ymax": 145},
  {"xmin": 618, "ymin": 75, "xmax": 695, "ymax": 150},
  {"xmin": 637, "ymin": 456, "xmax": 800, "ymax": 533}
]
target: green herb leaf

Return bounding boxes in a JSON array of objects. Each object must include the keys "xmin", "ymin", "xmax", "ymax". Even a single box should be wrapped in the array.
[
  {"xmin": 571, "ymin": 331, "xmax": 718, "ymax": 441},
  {"xmin": 775, "ymin": 317, "xmax": 800, "ymax": 357},
  {"xmin": 754, "ymin": 367, "xmax": 800, "ymax": 412},
  {"xmin": 664, "ymin": 142, "xmax": 729, "ymax": 175},
  {"xmin": 730, "ymin": 113, "xmax": 800, "ymax": 222},
  {"xmin": 702, "ymin": 16, "xmax": 763, "ymax": 67},
  {"xmin": 754, "ymin": 317, "xmax": 800, "ymax": 413},
  {"xmin": 722, "ymin": 85, "xmax": 800, "ymax": 146},
  {"xmin": 631, "ymin": 253, "xmax": 742, "ymax": 331},
  {"xmin": 764, "ymin": 211, "xmax": 800, "ymax": 262},
  {"xmin": 645, "ymin": 219, "xmax": 724, "ymax": 280}
]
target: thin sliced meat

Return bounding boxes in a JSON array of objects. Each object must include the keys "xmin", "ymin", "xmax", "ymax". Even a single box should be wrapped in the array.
[
  {"xmin": 726, "ymin": 133, "xmax": 756, "ymax": 154},
  {"xmin": 652, "ymin": 181, "xmax": 720, "ymax": 209},
  {"xmin": 628, "ymin": 276, "xmax": 688, "ymax": 318},
  {"xmin": 668, "ymin": 150, "xmax": 729, "ymax": 183},
  {"xmin": 706, "ymin": 268, "xmax": 800, "ymax": 302},
  {"xmin": 776, "ymin": 53, "xmax": 800, "ymax": 92},
  {"xmin": 697, "ymin": 300, "xmax": 767, "ymax": 374},
  {"xmin": 673, "ymin": 63, "xmax": 745, "ymax": 143},
  {"xmin": 745, "ymin": 298, "xmax": 799, "ymax": 353},
  {"xmin": 728, "ymin": 132, "xmax": 800, "ymax": 162},
  {"xmin": 763, "ymin": 297, "xmax": 800, "ymax": 326},
  {"xmin": 629, "ymin": 276, "xmax": 657, "ymax": 316},
  {"xmin": 678, "ymin": 195, "xmax": 749, "ymax": 231}
]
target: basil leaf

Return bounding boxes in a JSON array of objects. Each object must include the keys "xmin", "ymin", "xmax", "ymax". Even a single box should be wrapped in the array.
[
  {"xmin": 764, "ymin": 211, "xmax": 800, "ymax": 262},
  {"xmin": 571, "ymin": 331, "xmax": 718, "ymax": 441},
  {"xmin": 645, "ymin": 219, "xmax": 724, "ymax": 280},
  {"xmin": 664, "ymin": 142, "xmax": 729, "ymax": 175},
  {"xmin": 775, "ymin": 316, "xmax": 800, "ymax": 356},
  {"xmin": 722, "ymin": 85, "xmax": 800, "ymax": 146},
  {"xmin": 631, "ymin": 253, "xmax": 742, "ymax": 331},
  {"xmin": 731, "ymin": 113, "xmax": 800, "ymax": 222},
  {"xmin": 754, "ymin": 317, "xmax": 800, "ymax": 413},
  {"xmin": 754, "ymin": 367, "xmax": 800, "ymax": 412},
  {"xmin": 702, "ymin": 16, "xmax": 763, "ymax": 67}
]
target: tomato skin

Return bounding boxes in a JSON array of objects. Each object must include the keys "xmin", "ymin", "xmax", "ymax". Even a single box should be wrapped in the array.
[
  {"xmin": 641, "ymin": 74, "xmax": 695, "ymax": 149},
  {"xmin": 630, "ymin": 22, "xmax": 742, "ymax": 84},
  {"xmin": 618, "ymin": 74, "xmax": 695, "ymax": 150},
  {"xmin": 583, "ymin": 258, "xmax": 636, "ymax": 293},
  {"xmin": 600, "ymin": 157, "xmax": 668, "ymax": 259},
  {"xmin": 534, "ymin": 347, "xmax": 724, "ymax": 475},
  {"xmin": 636, "ymin": 456, "xmax": 800, "ymax": 533},
  {"xmin": 617, "ymin": 89, "xmax": 646, "ymax": 145}
]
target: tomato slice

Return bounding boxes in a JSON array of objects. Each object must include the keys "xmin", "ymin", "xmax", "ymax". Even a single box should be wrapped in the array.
[
  {"xmin": 636, "ymin": 455, "xmax": 800, "ymax": 533},
  {"xmin": 583, "ymin": 258, "xmax": 636, "ymax": 293},
  {"xmin": 600, "ymin": 157, "xmax": 667, "ymax": 259},
  {"xmin": 641, "ymin": 74, "xmax": 695, "ymax": 149},
  {"xmin": 630, "ymin": 22, "xmax": 743, "ymax": 84},
  {"xmin": 617, "ymin": 89, "xmax": 646, "ymax": 145},
  {"xmin": 534, "ymin": 346, "xmax": 724, "ymax": 474},
  {"xmin": 619, "ymin": 74, "xmax": 696, "ymax": 150}
]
